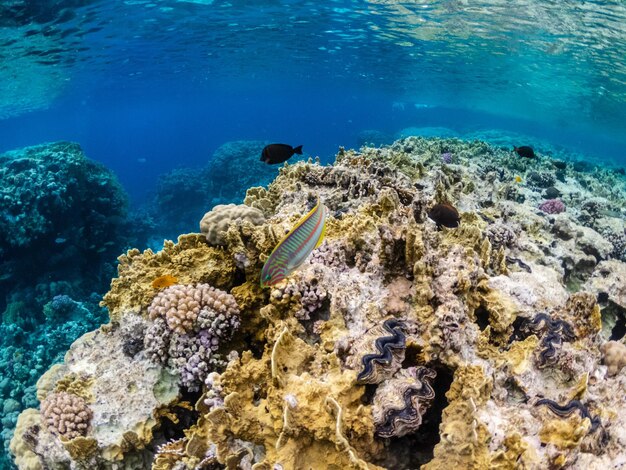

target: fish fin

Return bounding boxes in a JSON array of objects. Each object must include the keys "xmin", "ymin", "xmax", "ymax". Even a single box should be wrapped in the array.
[
  {"xmin": 273, "ymin": 199, "xmax": 320, "ymax": 248},
  {"xmin": 314, "ymin": 205, "xmax": 328, "ymax": 249},
  {"xmin": 293, "ymin": 145, "xmax": 303, "ymax": 155}
]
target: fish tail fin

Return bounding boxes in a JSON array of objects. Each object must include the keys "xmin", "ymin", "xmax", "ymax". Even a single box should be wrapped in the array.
[{"xmin": 293, "ymin": 145, "xmax": 303, "ymax": 155}]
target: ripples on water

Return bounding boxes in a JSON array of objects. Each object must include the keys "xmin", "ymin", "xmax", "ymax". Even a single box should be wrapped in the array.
[{"xmin": 0, "ymin": 0, "xmax": 625, "ymax": 134}]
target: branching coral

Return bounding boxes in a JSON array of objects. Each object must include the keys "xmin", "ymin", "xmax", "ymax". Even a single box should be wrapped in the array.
[
  {"xmin": 148, "ymin": 284, "xmax": 239, "ymax": 335},
  {"xmin": 40, "ymin": 392, "xmax": 92, "ymax": 440},
  {"xmin": 539, "ymin": 198, "xmax": 566, "ymax": 214},
  {"xmin": 270, "ymin": 274, "xmax": 328, "ymax": 321},
  {"xmin": 145, "ymin": 284, "xmax": 240, "ymax": 390}
]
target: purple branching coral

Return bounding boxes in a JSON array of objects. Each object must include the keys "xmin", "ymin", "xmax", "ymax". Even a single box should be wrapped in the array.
[
  {"xmin": 144, "ymin": 284, "xmax": 240, "ymax": 391},
  {"xmin": 270, "ymin": 277, "xmax": 328, "ymax": 321},
  {"xmin": 539, "ymin": 198, "xmax": 566, "ymax": 214},
  {"xmin": 441, "ymin": 152, "xmax": 452, "ymax": 164}
]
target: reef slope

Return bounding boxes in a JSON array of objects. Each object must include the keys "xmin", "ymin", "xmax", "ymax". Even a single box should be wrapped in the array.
[{"xmin": 10, "ymin": 137, "xmax": 626, "ymax": 469}]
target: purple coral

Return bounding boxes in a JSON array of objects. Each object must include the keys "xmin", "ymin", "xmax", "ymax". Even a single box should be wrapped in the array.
[
  {"xmin": 144, "ymin": 284, "xmax": 240, "ymax": 390},
  {"xmin": 539, "ymin": 199, "xmax": 566, "ymax": 214},
  {"xmin": 441, "ymin": 152, "xmax": 452, "ymax": 164}
]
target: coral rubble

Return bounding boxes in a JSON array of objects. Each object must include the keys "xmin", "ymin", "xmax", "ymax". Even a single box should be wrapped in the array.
[{"xmin": 9, "ymin": 136, "xmax": 626, "ymax": 469}]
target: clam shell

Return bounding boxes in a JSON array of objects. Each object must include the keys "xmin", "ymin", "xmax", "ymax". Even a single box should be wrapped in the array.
[
  {"xmin": 372, "ymin": 366, "xmax": 437, "ymax": 438},
  {"xmin": 345, "ymin": 319, "xmax": 407, "ymax": 384}
]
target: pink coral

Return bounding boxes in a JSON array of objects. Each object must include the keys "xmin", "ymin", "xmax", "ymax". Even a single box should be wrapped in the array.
[
  {"xmin": 148, "ymin": 284, "xmax": 239, "ymax": 334},
  {"xmin": 40, "ymin": 392, "xmax": 92, "ymax": 440},
  {"xmin": 539, "ymin": 198, "xmax": 566, "ymax": 214}
]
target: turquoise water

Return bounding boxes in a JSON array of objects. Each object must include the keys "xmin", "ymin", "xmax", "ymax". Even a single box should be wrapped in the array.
[{"xmin": 0, "ymin": 1, "xmax": 625, "ymax": 468}]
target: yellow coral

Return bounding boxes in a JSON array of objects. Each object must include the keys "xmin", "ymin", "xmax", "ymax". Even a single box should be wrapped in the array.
[
  {"xmin": 9, "ymin": 409, "xmax": 42, "ymax": 470},
  {"xmin": 424, "ymin": 365, "xmax": 493, "ymax": 470},
  {"xmin": 539, "ymin": 415, "xmax": 590, "ymax": 449},
  {"xmin": 101, "ymin": 234, "xmax": 236, "ymax": 323}
]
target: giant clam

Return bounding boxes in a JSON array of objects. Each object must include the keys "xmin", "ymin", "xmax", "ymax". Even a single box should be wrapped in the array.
[
  {"xmin": 344, "ymin": 318, "xmax": 407, "ymax": 384},
  {"xmin": 511, "ymin": 313, "xmax": 576, "ymax": 368},
  {"xmin": 536, "ymin": 398, "xmax": 601, "ymax": 432},
  {"xmin": 372, "ymin": 366, "xmax": 437, "ymax": 438}
]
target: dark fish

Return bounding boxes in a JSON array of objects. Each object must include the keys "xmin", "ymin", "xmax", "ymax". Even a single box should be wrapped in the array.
[
  {"xmin": 427, "ymin": 203, "xmax": 460, "ymax": 229},
  {"xmin": 260, "ymin": 144, "xmax": 303, "ymax": 164},
  {"xmin": 513, "ymin": 146, "xmax": 535, "ymax": 159}
]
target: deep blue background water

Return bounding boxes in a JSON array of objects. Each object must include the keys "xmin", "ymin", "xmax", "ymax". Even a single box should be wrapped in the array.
[
  {"xmin": 1, "ymin": 77, "xmax": 624, "ymax": 203},
  {"xmin": 1, "ymin": 0, "xmax": 625, "ymax": 204}
]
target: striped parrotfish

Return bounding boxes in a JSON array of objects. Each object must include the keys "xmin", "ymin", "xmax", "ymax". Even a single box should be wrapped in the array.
[{"xmin": 260, "ymin": 199, "xmax": 328, "ymax": 288}]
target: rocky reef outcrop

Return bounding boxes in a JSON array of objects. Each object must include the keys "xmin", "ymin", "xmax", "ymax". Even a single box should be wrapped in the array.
[
  {"xmin": 0, "ymin": 141, "xmax": 128, "ymax": 299},
  {"xmin": 0, "ymin": 141, "xmax": 132, "ymax": 468},
  {"xmin": 9, "ymin": 136, "xmax": 626, "ymax": 469},
  {"xmin": 152, "ymin": 140, "xmax": 285, "ymax": 238}
]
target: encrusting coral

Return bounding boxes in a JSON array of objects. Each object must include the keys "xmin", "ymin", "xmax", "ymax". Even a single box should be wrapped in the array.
[{"xmin": 8, "ymin": 136, "xmax": 626, "ymax": 470}]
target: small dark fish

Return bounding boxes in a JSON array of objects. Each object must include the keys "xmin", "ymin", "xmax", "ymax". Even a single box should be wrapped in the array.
[
  {"xmin": 428, "ymin": 203, "xmax": 460, "ymax": 229},
  {"xmin": 513, "ymin": 146, "xmax": 535, "ymax": 159},
  {"xmin": 260, "ymin": 143, "xmax": 303, "ymax": 164}
]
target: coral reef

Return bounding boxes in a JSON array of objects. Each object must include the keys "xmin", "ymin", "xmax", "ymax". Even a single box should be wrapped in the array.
[
  {"xmin": 9, "ymin": 136, "xmax": 626, "ymax": 469},
  {"xmin": 0, "ymin": 294, "xmax": 106, "ymax": 469},
  {"xmin": 0, "ymin": 141, "xmax": 130, "ymax": 326},
  {"xmin": 0, "ymin": 141, "xmax": 140, "ymax": 468},
  {"xmin": 144, "ymin": 284, "xmax": 241, "ymax": 390}
]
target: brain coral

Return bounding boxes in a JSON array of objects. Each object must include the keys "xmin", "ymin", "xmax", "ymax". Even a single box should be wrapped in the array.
[
  {"xmin": 40, "ymin": 392, "xmax": 92, "ymax": 440},
  {"xmin": 200, "ymin": 204, "xmax": 266, "ymax": 246}
]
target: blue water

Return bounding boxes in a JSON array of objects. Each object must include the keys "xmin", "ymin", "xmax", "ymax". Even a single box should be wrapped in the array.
[
  {"xmin": 0, "ymin": 0, "xmax": 625, "ymax": 468},
  {"xmin": 0, "ymin": 1, "xmax": 625, "ymax": 205}
]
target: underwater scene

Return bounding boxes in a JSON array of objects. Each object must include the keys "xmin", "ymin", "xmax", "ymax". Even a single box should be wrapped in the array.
[{"xmin": 1, "ymin": 0, "xmax": 625, "ymax": 469}]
